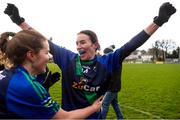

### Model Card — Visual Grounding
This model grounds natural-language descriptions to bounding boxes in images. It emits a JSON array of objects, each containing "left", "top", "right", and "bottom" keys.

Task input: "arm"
[
  {"left": 19, "top": 22, "right": 36, "bottom": 31},
  {"left": 120, "top": 23, "right": 158, "bottom": 60},
  {"left": 144, "top": 22, "right": 159, "bottom": 36},
  {"left": 8, "top": 73, "right": 102, "bottom": 119},
  {"left": 4, "top": 3, "right": 44, "bottom": 36},
  {"left": 53, "top": 96, "right": 103, "bottom": 119},
  {"left": 144, "top": 2, "right": 176, "bottom": 35},
  {"left": 116, "top": 2, "right": 176, "bottom": 60}
]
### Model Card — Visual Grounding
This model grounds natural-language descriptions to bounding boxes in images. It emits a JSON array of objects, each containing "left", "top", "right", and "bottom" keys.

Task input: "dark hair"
[
  {"left": 0, "top": 30, "right": 46, "bottom": 66},
  {"left": 78, "top": 30, "right": 100, "bottom": 50}
]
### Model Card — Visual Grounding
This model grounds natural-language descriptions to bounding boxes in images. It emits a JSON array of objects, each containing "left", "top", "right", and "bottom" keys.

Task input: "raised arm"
[
  {"left": 116, "top": 2, "right": 176, "bottom": 60},
  {"left": 144, "top": 2, "right": 176, "bottom": 35},
  {"left": 4, "top": 3, "right": 40, "bottom": 33}
]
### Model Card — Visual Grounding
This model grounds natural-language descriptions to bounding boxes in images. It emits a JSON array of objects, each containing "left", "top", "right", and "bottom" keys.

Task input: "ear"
[
  {"left": 26, "top": 51, "right": 36, "bottom": 62},
  {"left": 94, "top": 42, "right": 100, "bottom": 51}
]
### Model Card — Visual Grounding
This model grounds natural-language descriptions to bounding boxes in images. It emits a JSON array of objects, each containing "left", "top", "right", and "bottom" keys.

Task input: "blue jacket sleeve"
[
  {"left": 48, "top": 41, "right": 77, "bottom": 71},
  {"left": 103, "top": 30, "right": 150, "bottom": 72},
  {"left": 119, "top": 30, "right": 150, "bottom": 60}
]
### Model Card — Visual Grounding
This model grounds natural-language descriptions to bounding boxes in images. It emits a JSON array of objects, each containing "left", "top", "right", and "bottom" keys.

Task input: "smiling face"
[
  {"left": 76, "top": 33, "right": 98, "bottom": 61},
  {"left": 30, "top": 40, "right": 51, "bottom": 75}
]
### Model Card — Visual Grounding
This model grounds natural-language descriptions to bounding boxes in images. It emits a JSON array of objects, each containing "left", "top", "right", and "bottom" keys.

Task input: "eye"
[
  {"left": 80, "top": 41, "right": 86, "bottom": 45},
  {"left": 45, "top": 50, "right": 49, "bottom": 54},
  {"left": 47, "top": 51, "right": 51, "bottom": 55}
]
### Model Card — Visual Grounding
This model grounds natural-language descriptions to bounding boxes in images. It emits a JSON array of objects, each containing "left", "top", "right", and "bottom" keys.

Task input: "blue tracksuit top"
[
  {"left": 49, "top": 30, "right": 150, "bottom": 119},
  {"left": 0, "top": 66, "right": 60, "bottom": 119}
]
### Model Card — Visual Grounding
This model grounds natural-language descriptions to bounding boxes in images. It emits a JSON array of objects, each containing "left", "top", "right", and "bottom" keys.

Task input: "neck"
[
  {"left": 90, "top": 55, "right": 95, "bottom": 60},
  {"left": 22, "top": 63, "right": 36, "bottom": 77},
  {"left": 81, "top": 55, "right": 95, "bottom": 61}
]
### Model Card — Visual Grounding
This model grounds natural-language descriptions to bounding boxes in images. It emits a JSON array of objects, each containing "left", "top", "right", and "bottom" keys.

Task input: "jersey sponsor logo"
[
  {"left": 82, "top": 66, "right": 90, "bottom": 74},
  {"left": 0, "top": 72, "right": 6, "bottom": 80},
  {"left": 72, "top": 81, "right": 100, "bottom": 92}
]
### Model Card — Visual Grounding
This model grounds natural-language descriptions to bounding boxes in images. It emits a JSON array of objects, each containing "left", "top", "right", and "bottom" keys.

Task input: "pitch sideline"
[{"left": 121, "top": 104, "right": 164, "bottom": 119}]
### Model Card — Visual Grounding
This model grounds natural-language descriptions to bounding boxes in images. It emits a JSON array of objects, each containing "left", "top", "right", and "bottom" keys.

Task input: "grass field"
[{"left": 49, "top": 63, "right": 180, "bottom": 119}]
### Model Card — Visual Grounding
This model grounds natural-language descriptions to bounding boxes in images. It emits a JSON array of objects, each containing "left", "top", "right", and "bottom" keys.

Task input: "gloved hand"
[
  {"left": 4, "top": 3, "right": 25, "bottom": 25},
  {"left": 153, "top": 2, "right": 176, "bottom": 26},
  {"left": 110, "top": 45, "right": 115, "bottom": 49},
  {"left": 42, "top": 71, "right": 61, "bottom": 90}
]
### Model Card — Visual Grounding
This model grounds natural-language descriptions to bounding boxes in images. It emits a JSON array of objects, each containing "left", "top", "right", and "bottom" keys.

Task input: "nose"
[{"left": 48, "top": 53, "right": 53, "bottom": 61}]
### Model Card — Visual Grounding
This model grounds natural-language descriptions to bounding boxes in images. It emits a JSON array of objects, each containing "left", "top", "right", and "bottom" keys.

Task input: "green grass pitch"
[{"left": 49, "top": 63, "right": 180, "bottom": 119}]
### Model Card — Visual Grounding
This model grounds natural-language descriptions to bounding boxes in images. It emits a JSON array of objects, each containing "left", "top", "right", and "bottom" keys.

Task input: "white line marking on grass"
[{"left": 121, "top": 105, "right": 164, "bottom": 119}]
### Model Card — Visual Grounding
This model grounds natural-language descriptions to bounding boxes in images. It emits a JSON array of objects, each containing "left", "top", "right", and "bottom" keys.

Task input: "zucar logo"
[{"left": 72, "top": 81, "right": 100, "bottom": 92}]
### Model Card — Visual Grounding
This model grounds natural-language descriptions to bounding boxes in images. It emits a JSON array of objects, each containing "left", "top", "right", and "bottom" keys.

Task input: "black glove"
[
  {"left": 110, "top": 45, "right": 115, "bottom": 49},
  {"left": 4, "top": 3, "right": 24, "bottom": 25},
  {"left": 42, "top": 71, "right": 61, "bottom": 90},
  {"left": 153, "top": 2, "right": 176, "bottom": 26}
]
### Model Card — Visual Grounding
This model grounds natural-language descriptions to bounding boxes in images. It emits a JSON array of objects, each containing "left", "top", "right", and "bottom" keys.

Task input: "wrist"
[
  {"left": 16, "top": 17, "right": 25, "bottom": 25},
  {"left": 19, "top": 22, "right": 33, "bottom": 30},
  {"left": 153, "top": 16, "right": 164, "bottom": 26},
  {"left": 144, "top": 23, "right": 159, "bottom": 36}
]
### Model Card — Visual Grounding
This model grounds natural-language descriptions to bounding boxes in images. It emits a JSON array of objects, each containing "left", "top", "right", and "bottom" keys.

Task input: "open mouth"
[{"left": 78, "top": 49, "right": 86, "bottom": 55}]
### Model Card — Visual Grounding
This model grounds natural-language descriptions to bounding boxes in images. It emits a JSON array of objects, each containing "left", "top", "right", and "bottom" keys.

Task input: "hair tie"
[{"left": 6, "top": 32, "right": 16, "bottom": 37}]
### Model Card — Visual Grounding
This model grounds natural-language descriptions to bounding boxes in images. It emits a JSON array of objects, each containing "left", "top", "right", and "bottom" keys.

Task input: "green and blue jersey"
[
  {"left": 49, "top": 30, "right": 150, "bottom": 119},
  {"left": 0, "top": 66, "right": 60, "bottom": 119}
]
